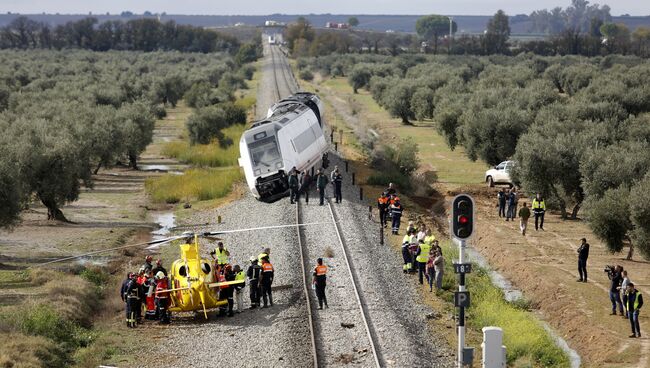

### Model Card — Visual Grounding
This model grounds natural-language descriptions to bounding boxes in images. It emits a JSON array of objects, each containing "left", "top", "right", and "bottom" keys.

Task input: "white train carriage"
[
  {"left": 239, "top": 100, "right": 329, "bottom": 200},
  {"left": 267, "top": 92, "right": 324, "bottom": 127}
]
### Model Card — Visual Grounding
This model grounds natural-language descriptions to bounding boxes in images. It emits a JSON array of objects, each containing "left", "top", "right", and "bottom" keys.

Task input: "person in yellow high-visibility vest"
[
  {"left": 416, "top": 239, "right": 432, "bottom": 285},
  {"left": 532, "top": 193, "right": 546, "bottom": 231},
  {"left": 210, "top": 242, "right": 230, "bottom": 267},
  {"left": 424, "top": 229, "right": 435, "bottom": 245},
  {"left": 626, "top": 283, "right": 643, "bottom": 338}
]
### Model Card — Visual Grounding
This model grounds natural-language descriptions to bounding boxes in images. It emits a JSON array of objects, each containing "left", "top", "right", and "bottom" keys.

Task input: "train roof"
[{"left": 250, "top": 101, "right": 311, "bottom": 129}]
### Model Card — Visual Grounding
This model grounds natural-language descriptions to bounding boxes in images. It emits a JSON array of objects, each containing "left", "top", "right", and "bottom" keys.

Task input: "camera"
[{"left": 604, "top": 265, "right": 615, "bottom": 275}]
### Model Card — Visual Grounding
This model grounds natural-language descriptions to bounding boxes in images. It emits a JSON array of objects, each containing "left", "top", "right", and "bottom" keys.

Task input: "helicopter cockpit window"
[
  {"left": 201, "top": 263, "right": 211, "bottom": 274},
  {"left": 178, "top": 265, "right": 187, "bottom": 277}
]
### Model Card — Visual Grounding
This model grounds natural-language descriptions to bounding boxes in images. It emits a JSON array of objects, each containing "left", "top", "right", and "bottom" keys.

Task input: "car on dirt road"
[{"left": 485, "top": 160, "right": 515, "bottom": 187}]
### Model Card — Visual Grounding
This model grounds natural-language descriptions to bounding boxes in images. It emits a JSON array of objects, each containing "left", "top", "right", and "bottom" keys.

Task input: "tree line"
[
  {"left": 0, "top": 48, "right": 258, "bottom": 227},
  {"left": 279, "top": 1, "right": 650, "bottom": 58},
  {"left": 299, "top": 53, "right": 650, "bottom": 259},
  {"left": 0, "top": 16, "right": 241, "bottom": 53}
]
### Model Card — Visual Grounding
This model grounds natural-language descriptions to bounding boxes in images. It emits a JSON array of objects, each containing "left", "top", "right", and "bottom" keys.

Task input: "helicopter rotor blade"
[
  {"left": 201, "top": 220, "right": 335, "bottom": 237},
  {"left": 32, "top": 235, "right": 186, "bottom": 268}
]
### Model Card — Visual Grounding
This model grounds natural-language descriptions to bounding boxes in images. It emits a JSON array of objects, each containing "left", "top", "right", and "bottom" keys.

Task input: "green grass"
[
  {"left": 322, "top": 77, "right": 488, "bottom": 188},
  {"left": 145, "top": 167, "right": 242, "bottom": 204},
  {"left": 162, "top": 124, "right": 246, "bottom": 167},
  {"left": 438, "top": 241, "right": 570, "bottom": 367}
]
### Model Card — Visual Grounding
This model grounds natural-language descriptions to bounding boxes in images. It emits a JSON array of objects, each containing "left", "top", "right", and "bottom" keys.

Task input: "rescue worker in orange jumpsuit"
[
  {"left": 313, "top": 258, "right": 328, "bottom": 309},
  {"left": 154, "top": 271, "right": 170, "bottom": 324},
  {"left": 377, "top": 192, "right": 389, "bottom": 228},
  {"left": 144, "top": 270, "right": 157, "bottom": 320},
  {"left": 260, "top": 256, "right": 274, "bottom": 308}
]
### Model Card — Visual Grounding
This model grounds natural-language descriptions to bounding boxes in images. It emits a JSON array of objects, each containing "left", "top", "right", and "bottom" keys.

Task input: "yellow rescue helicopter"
[{"left": 166, "top": 232, "right": 243, "bottom": 319}]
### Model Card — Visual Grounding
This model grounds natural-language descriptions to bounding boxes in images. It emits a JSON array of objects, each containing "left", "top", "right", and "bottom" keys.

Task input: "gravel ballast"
[{"left": 148, "top": 39, "right": 454, "bottom": 368}]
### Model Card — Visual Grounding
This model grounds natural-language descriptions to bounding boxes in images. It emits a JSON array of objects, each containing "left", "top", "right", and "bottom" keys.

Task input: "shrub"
[
  {"left": 186, "top": 105, "right": 237, "bottom": 146},
  {"left": 299, "top": 69, "right": 314, "bottom": 81},
  {"left": 162, "top": 124, "right": 245, "bottom": 167},
  {"left": 145, "top": 168, "right": 242, "bottom": 203}
]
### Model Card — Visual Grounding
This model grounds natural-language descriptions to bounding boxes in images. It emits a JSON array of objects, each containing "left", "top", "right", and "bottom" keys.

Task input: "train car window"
[
  {"left": 249, "top": 136, "right": 281, "bottom": 168},
  {"left": 294, "top": 123, "right": 318, "bottom": 153}
]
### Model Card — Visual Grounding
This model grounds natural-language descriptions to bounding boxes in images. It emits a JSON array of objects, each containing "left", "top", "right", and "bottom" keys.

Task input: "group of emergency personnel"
[
  {"left": 120, "top": 255, "right": 170, "bottom": 327},
  {"left": 207, "top": 242, "right": 275, "bottom": 314},
  {"left": 377, "top": 183, "right": 403, "bottom": 235},
  {"left": 288, "top": 165, "right": 343, "bottom": 206},
  {"left": 400, "top": 222, "right": 445, "bottom": 291}
]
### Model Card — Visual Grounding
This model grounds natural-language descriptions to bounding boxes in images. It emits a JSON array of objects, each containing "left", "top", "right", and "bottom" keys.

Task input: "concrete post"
[{"left": 482, "top": 327, "right": 506, "bottom": 368}]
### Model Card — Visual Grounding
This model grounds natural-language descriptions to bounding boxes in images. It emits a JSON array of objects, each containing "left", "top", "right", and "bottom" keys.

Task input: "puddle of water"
[
  {"left": 454, "top": 239, "right": 581, "bottom": 368},
  {"left": 139, "top": 164, "right": 171, "bottom": 171},
  {"left": 76, "top": 257, "right": 109, "bottom": 266},
  {"left": 147, "top": 212, "right": 176, "bottom": 250}
]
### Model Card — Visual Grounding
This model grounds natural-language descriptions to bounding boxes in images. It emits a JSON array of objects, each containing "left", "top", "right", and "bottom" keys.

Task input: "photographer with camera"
[{"left": 606, "top": 265, "right": 625, "bottom": 316}]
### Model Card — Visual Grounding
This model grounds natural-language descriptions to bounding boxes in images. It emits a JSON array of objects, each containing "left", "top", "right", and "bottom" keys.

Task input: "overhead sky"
[{"left": 2, "top": 0, "right": 648, "bottom": 16}]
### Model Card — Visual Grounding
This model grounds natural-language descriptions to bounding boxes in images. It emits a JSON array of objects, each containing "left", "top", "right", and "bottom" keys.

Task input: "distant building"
[
  {"left": 265, "top": 20, "right": 286, "bottom": 27},
  {"left": 325, "top": 22, "right": 349, "bottom": 29}
]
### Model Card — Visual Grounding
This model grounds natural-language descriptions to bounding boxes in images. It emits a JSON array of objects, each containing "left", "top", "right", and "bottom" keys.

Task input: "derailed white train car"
[
  {"left": 239, "top": 97, "right": 328, "bottom": 200},
  {"left": 267, "top": 92, "right": 324, "bottom": 126}
]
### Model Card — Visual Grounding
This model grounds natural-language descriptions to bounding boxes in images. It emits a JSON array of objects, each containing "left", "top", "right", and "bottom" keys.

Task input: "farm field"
[{"left": 297, "top": 59, "right": 650, "bottom": 366}]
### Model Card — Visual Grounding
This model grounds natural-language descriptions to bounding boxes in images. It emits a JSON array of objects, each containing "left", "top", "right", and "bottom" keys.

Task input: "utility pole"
[{"left": 449, "top": 16, "right": 454, "bottom": 54}]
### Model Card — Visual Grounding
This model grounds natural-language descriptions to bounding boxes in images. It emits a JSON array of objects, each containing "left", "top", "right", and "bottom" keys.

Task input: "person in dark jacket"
[
  {"left": 288, "top": 167, "right": 299, "bottom": 204},
  {"left": 152, "top": 259, "right": 167, "bottom": 277},
  {"left": 577, "top": 238, "right": 589, "bottom": 282},
  {"left": 120, "top": 272, "right": 132, "bottom": 303},
  {"left": 390, "top": 200, "right": 403, "bottom": 235},
  {"left": 299, "top": 170, "right": 311, "bottom": 202},
  {"left": 316, "top": 169, "right": 329, "bottom": 205},
  {"left": 385, "top": 182, "right": 396, "bottom": 196},
  {"left": 247, "top": 257, "right": 262, "bottom": 308},
  {"left": 223, "top": 265, "right": 236, "bottom": 317},
  {"left": 626, "top": 283, "right": 643, "bottom": 338},
  {"left": 143, "top": 255, "right": 153, "bottom": 273},
  {"left": 124, "top": 275, "right": 141, "bottom": 328},
  {"left": 377, "top": 192, "right": 389, "bottom": 229},
  {"left": 609, "top": 265, "right": 625, "bottom": 316},
  {"left": 506, "top": 189, "right": 517, "bottom": 221},
  {"left": 332, "top": 168, "right": 343, "bottom": 203},
  {"left": 497, "top": 188, "right": 507, "bottom": 218}
]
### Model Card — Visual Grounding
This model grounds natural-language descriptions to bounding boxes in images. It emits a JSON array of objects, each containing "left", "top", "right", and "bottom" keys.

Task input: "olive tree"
[
  {"left": 410, "top": 87, "right": 435, "bottom": 121},
  {"left": 186, "top": 104, "right": 243, "bottom": 146},
  {"left": 383, "top": 81, "right": 416, "bottom": 124},
  {"left": 0, "top": 144, "right": 23, "bottom": 228},
  {"left": 118, "top": 101, "right": 156, "bottom": 169},
  {"left": 513, "top": 121, "right": 585, "bottom": 219},
  {"left": 587, "top": 186, "right": 633, "bottom": 258},
  {"left": 10, "top": 117, "right": 92, "bottom": 222},
  {"left": 348, "top": 65, "right": 372, "bottom": 93}
]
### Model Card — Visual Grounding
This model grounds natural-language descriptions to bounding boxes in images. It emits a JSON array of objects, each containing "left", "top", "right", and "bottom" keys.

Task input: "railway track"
[
  {"left": 270, "top": 44, "right": 298, "bottom": 99},
  {"left": 296, "top": 199, "right": 382, "bottom": 367}
]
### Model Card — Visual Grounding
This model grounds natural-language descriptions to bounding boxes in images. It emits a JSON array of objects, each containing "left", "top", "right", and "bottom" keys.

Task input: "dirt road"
[{"left": 465, "top": 186, "right": 650, "bottom": 367}]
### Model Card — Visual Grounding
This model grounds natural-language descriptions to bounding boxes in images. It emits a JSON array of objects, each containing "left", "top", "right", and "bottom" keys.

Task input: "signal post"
[{"left": 451, "top": 194, "right": 475, "bottom": 367}]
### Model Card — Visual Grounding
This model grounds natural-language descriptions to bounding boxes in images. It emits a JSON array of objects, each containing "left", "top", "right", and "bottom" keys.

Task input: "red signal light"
[{"left": 459, "top": 215, "right": 469, "bottom": 225}]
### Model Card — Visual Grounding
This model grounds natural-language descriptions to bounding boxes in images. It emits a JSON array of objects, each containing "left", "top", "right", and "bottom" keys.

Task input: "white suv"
[{"left": 485, "top": 160, "right": 515, "bottom": 187}]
